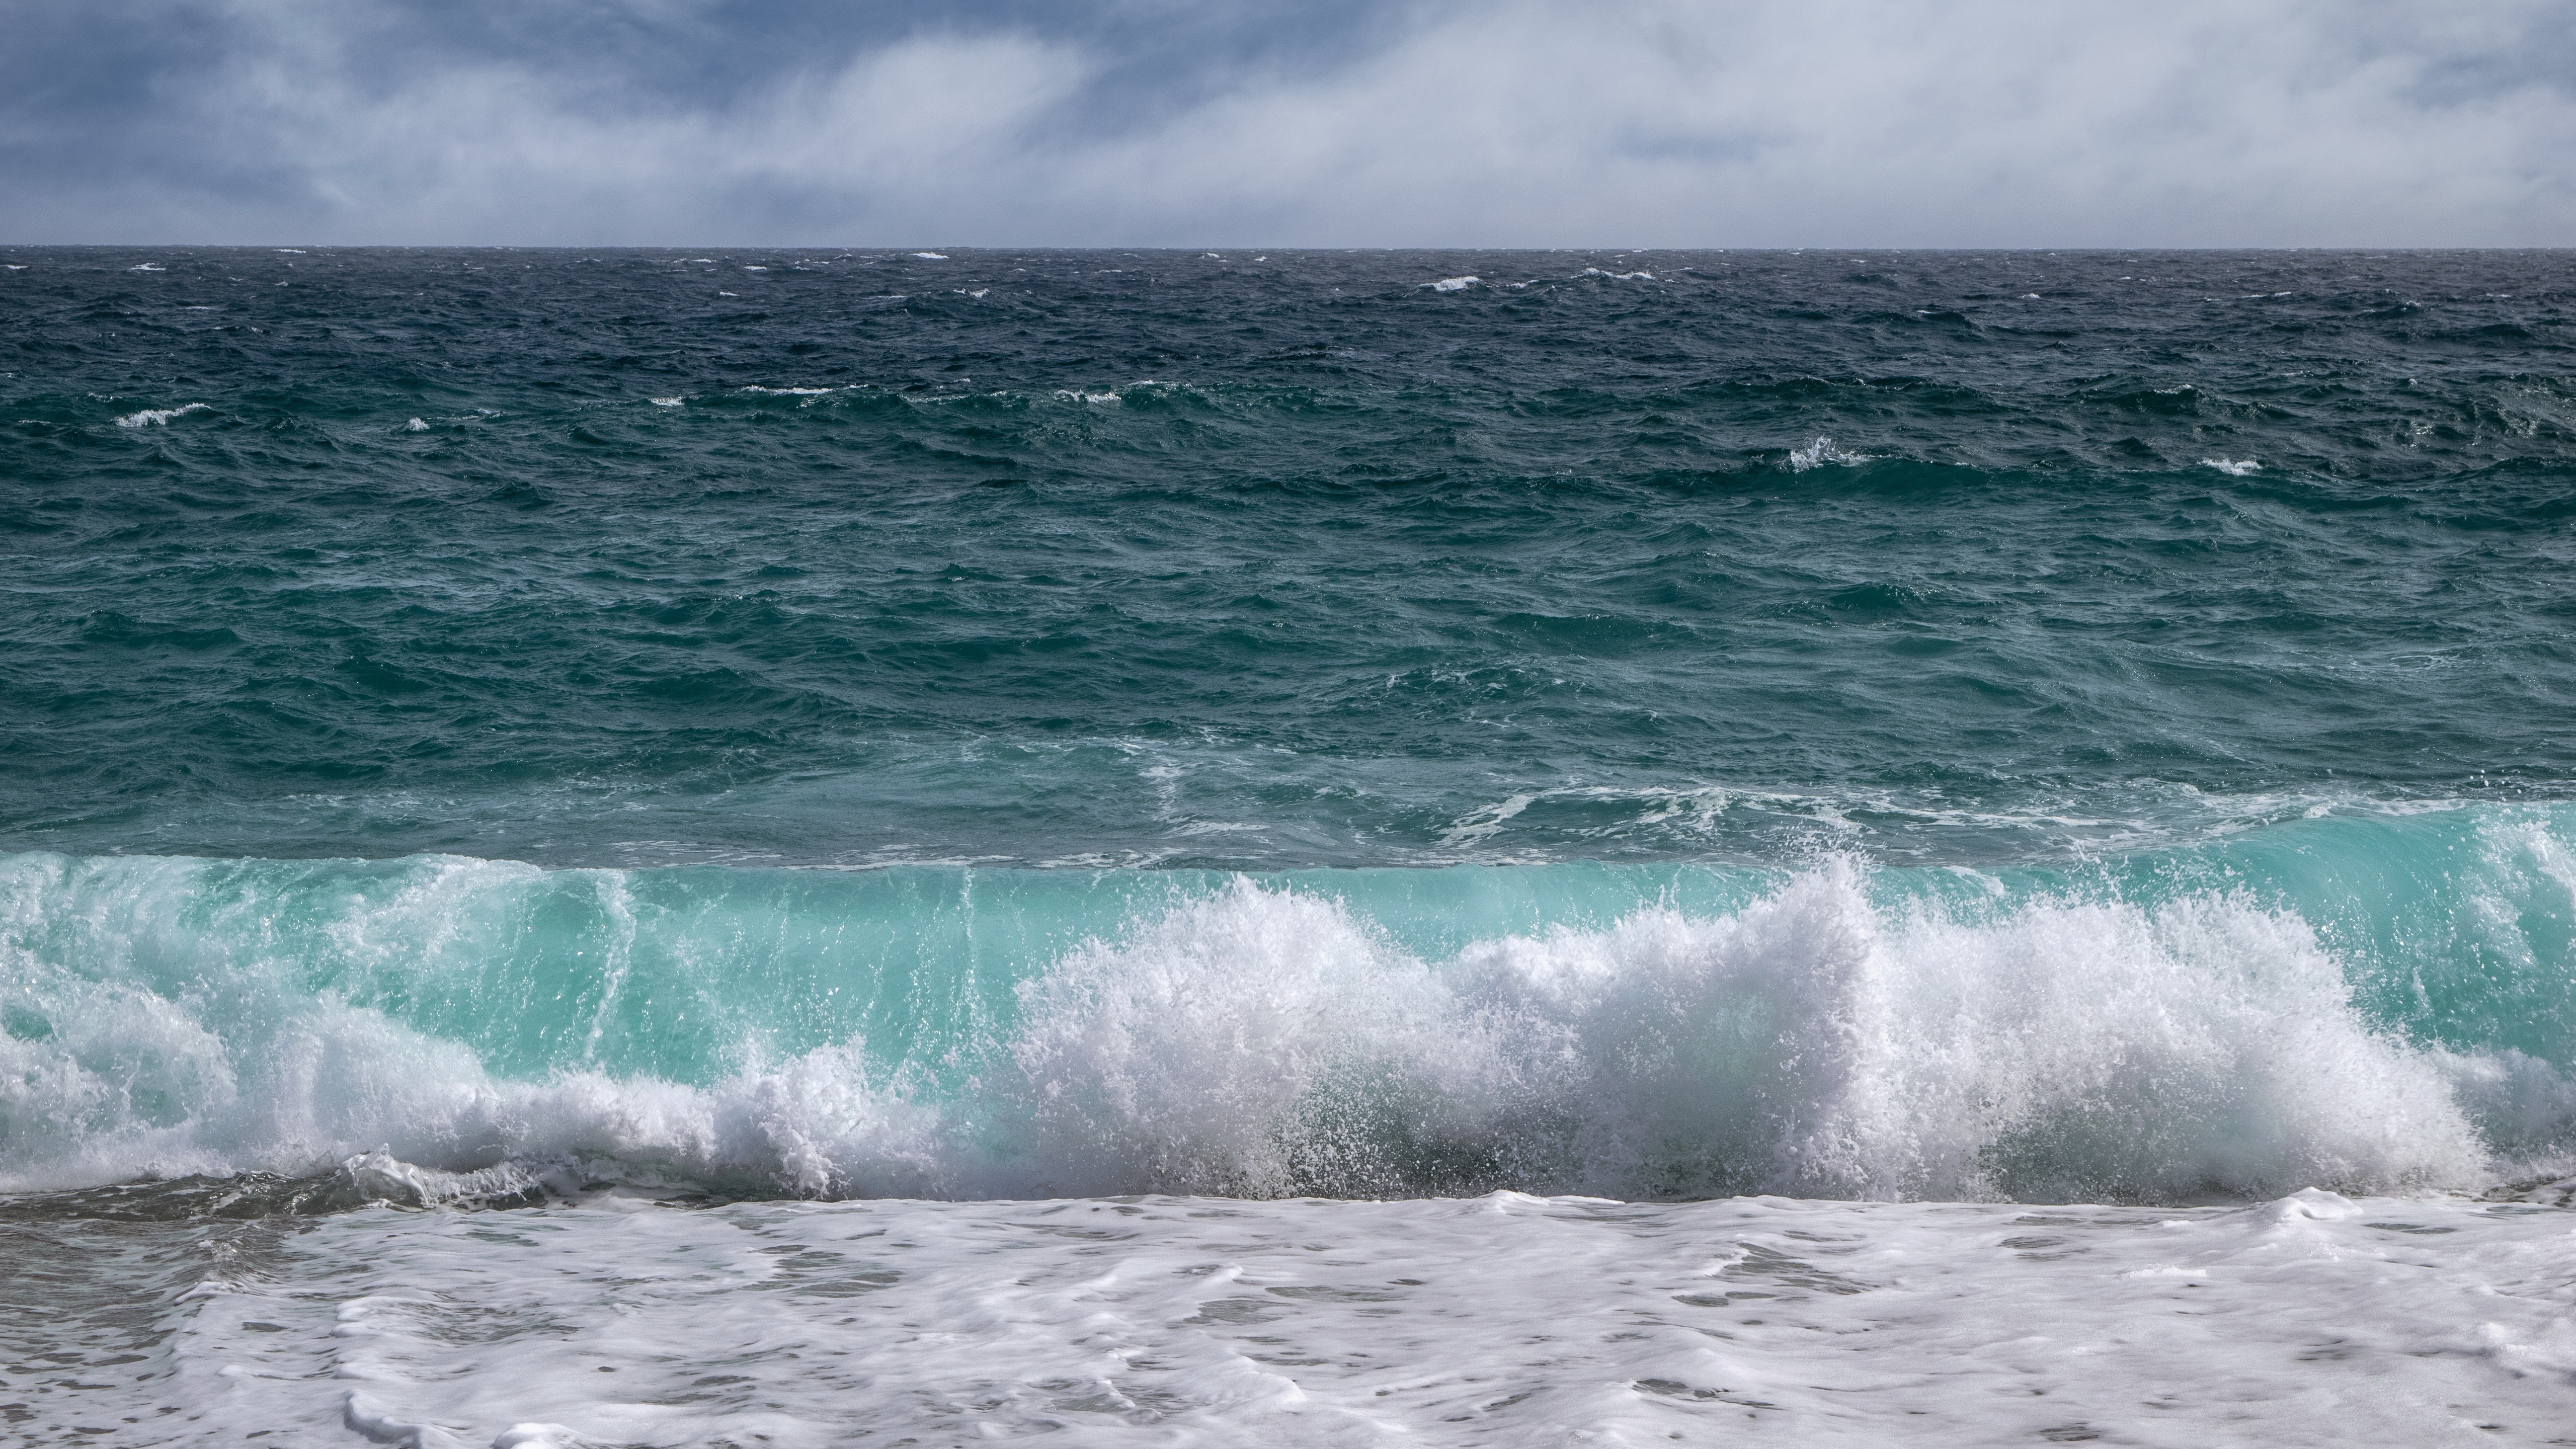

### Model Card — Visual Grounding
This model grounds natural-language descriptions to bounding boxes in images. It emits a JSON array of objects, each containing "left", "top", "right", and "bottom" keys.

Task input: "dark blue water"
[{"left": 4, "top": 248, "right": 2573, "bottom": 1204}]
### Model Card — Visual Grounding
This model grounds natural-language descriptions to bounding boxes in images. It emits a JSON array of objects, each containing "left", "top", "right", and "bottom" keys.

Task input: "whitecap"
[
  {"left": 649, "top": 397, "right": 683, "bottom": 408},
  {"left": 913, "top": 252, "right": 949, "bottom": 260},
  {"left": 1425, "top": 276, "right": 1478, "bottom": 292},
  {"left": 114, "top": 403, "right": 211, "bottom": 428},
  {"left": 404, "top": 418, "right": 430, "bottom": 433},
  {"left": 2203, "top": 457, "right": 2262, "bottom": 476},
  {"left": 128, "top": 263, "right": 165, "bottom": 272},
  {"left": 1786, "top": 435, "right": 1873, "bottom": 471}
]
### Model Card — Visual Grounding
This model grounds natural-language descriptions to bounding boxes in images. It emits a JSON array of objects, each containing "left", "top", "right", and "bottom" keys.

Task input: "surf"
[{"left": 7, "top": 804, "right": 2570, "bottom": 1204}]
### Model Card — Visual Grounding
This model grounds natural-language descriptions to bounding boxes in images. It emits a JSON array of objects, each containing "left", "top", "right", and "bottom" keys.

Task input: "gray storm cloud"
[{"left": 4, "top": 0, "right": 2571, "bottom": 244}]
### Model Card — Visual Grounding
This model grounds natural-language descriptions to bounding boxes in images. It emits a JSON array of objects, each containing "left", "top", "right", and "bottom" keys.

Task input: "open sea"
[{"left": 4, "top": 247, "right": 2574, "bottom": 1445}]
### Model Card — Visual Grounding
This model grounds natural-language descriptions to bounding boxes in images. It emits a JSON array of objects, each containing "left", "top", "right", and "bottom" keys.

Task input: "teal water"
[
  {"left": 4, "top": 248, "right": 2574, "bottom": 1203},
  {"left": 9, "top": 808, "right": 2572, "bottom": 1082}
]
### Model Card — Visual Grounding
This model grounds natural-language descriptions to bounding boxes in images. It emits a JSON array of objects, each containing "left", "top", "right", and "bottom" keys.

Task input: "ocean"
[{"left": 3, "top": 246, "right": 2573, "bottom": 1445}]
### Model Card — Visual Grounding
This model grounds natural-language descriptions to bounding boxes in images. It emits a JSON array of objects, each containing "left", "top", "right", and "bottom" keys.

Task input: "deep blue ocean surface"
[{"left": 4, "top": 247, "right": 2574, "bottom": 1206}]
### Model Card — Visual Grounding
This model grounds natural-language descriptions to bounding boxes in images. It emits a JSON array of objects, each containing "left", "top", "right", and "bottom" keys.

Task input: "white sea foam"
[
  {"left": 2203, "top": 456, "right": 2262, "bottom": 475},
  {"left": 52, "top": 1186, "right": 2575, "bottom": 1448},
  {"left": 955, "top": 288, "right": 990, "bottom": 298},
  {"left": 0, "top": 857, "right": 2552, "bottom": 1204},
  {"left": 1054, "top": 380, "right": 1175, "bottom": 405},
  {"left": 113, "top": 403, "right": 210, "bottom": 428},
  {"left": 738, "top": 385, "right": 835, "bottom": 396},
  {"left": 128, "top": 263, "right": 164, "bottom": 272},
  {"left": 648, "top": 396, "right": 683, "bottom": 407},
  {"left": 1425, "top": 276, "right": 1478, "bottom": 292},
  {"left": 1583, "top": 268, "right": 1654, "bottom": 280},
  {"left": 1785, "top": 435, "right": 1872, "bottom": 470},
  {"left": 913, "top": 252, "right": 949, "bottom": 260},
  {"left": 404, "top": 418, "right": 430, "bottom": 432}
]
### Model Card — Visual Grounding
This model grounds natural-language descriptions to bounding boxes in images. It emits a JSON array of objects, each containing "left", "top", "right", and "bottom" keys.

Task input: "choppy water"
[
  {"left": 9, "top": 248, "right": 2575, "bottom": 869},
  {"left": 5, "top": 247, "right": 2574, "bottom": 1446}
]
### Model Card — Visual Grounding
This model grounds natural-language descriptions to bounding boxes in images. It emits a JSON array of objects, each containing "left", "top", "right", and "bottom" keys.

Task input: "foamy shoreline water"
[{"left": 7, "top": 1184, "right": 2570, "bottom": 1448}]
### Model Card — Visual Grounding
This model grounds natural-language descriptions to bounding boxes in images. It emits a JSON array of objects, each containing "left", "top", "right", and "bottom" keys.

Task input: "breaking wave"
[{"left": 6, "top": 809, "right": 2573, "bottom": 1205}]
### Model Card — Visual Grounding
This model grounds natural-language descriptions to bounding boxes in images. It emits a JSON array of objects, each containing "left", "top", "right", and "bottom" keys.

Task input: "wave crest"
[{"left": 6, "top": 854, "right": 2560, "bottom": 1204}]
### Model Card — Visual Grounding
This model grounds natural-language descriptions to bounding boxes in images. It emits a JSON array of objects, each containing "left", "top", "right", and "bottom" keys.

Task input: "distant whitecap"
[
  {"left": 1786, "top": 435, "right": 1873, "bottom": 471},
  {"left": 114, "top": 403, "right": 211, "bottom": 428}
]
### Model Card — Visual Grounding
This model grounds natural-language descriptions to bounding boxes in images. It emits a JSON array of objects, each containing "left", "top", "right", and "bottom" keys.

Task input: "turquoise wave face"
[
  {"left": 6, "top": 805, "right": 2571, "bottom": 1203},
  {"left": 6, "top": 250, "right": 2576, "bottom": 869}
]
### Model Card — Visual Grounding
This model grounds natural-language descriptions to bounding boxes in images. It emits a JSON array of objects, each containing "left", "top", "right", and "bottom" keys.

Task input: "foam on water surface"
[
  {"left": 8, "top": 1186, "right": 2570, "bottom": 1447},
  {"left": 110, "top": 402, "right": 210, "bottom": 428}
]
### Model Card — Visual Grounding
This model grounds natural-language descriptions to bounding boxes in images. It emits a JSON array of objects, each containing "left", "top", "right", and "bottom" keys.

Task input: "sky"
[{"left": 5, "top": 0, "right": 2573, "bottom": 247}]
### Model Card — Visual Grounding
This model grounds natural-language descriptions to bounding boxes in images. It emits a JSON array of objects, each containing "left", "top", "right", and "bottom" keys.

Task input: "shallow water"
[{"left": 9, "top": 1185, "right": 2573, "bottom": 1447}]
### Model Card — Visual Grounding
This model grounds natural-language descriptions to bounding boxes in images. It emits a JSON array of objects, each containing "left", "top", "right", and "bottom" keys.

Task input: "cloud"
[{"left": 4, "top": 0, "right": 2571, "bottom": 244}]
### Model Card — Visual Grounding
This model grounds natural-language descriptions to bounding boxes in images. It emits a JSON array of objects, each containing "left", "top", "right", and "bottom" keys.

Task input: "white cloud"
[{"left": 15, "top": 0, "right": 2574, "bottom": 244}]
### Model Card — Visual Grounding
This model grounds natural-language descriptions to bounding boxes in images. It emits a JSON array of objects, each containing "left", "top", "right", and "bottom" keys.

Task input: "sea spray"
[{"left": 7, "top": 826, "right": 2567, "bottom": 1202}]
